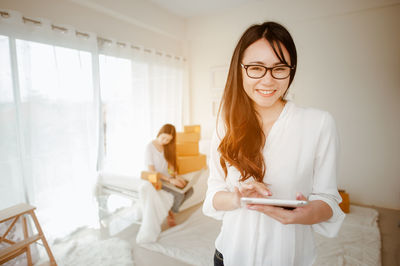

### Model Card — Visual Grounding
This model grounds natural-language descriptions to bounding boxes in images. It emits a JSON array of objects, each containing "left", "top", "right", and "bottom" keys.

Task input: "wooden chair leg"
[
  {"left": 28, "top": 210, "right": 57, "bottom": 265},
  {"left": 22, "top": 215, "right": 32, "bottom": 266}
]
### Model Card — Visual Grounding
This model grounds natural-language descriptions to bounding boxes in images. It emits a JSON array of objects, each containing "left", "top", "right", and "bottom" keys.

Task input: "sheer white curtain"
[
  {"left": 99, "top": 42, "right": 185, "bottom": 176},
  {"left": 0, "top": 11, "right": 99, "bottom": 239},
  {"left": 0, "top": 34, "right": 26, "bottom": 209}
]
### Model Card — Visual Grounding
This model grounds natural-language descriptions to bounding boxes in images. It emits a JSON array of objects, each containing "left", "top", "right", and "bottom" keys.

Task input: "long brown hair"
[
  {"left": 218, "top": 21, "right": 297, "bottom": 182},
  {"left": 157, "top": 124, "right": 177, "bottom": 171}
]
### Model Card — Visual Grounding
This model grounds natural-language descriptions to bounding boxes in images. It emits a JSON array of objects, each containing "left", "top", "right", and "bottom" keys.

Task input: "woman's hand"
[
  {"left": 176, "top": 176, "right": 188, "bottom": 188},
  {"left": 213, "top": 181, "right": 271, "bottom": 211},
  {"left": 169, "top": 177, "right": 186, "bottom": 188},
  {"left": 239, "top": 181, "right": 272, "bottom": 198},
  {"left": 246, "top": 193, "right": 333, "bottom": 225},
  {"left": 231, "top": 181, "right": 272, "bottom": 209}
]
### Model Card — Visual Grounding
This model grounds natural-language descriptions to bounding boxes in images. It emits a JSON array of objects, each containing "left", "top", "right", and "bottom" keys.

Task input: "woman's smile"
[{"left": 256, "top": 89, "right": 277, "bottom": 97}]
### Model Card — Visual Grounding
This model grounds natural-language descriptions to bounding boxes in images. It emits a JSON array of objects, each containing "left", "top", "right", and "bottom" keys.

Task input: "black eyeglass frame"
[{"left": 240, "top": 63, "right": 295, "bottom": 80}]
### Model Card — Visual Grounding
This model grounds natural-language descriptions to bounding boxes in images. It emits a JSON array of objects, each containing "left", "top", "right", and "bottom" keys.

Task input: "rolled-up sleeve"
[
  {"left": 310, "top": 112, "right": 345, "bottom": 238},
  {"left": 202, "top": 131, "right": 229, "bottom": 220}
]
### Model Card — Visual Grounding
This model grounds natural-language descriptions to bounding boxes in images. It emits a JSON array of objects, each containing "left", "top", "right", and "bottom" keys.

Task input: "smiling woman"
[{"left": 202, "top": 21, "right": 345, "bottom": 266}]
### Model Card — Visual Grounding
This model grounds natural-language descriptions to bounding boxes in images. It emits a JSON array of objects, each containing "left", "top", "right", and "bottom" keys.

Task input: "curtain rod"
[{"left": 0, "top": 10, "right": 186, "bottom": 61}]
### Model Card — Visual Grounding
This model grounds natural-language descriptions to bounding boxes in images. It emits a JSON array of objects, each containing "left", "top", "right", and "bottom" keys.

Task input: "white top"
[
  {"left": 144, "top": 142, "right": 169, "bottom": 177},
  {"left": 202, "top": 101, "right": 345, "bottom": 266}
]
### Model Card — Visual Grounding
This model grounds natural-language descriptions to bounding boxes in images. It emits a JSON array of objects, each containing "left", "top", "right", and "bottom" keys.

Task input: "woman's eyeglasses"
[{"left": 241, "top": 63, "right": 294, "bottom": 79}]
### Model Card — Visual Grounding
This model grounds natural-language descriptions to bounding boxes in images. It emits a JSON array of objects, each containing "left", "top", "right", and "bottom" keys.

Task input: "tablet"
[{"left": 240, "top": 197, "right": 308, "bottom": 209}]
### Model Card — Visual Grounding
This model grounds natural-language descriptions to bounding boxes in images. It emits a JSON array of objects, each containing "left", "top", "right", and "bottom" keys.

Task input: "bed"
[{"left": 96, "top": 139, "right": 381, "bottom": 265}]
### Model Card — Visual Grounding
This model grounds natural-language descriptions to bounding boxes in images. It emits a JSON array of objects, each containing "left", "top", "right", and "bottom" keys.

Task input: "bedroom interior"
[{"left": 0, "top": 0, "right": 399, "bottom": 265}]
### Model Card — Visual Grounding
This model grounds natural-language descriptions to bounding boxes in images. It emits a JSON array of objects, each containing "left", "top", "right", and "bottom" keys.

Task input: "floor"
[{"left": 372, "top": 205, "right": 400, "bottom": 266}]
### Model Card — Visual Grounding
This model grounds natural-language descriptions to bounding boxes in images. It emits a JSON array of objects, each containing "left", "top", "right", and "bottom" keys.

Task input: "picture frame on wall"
[
  {"left": 212, "top": 97, "right": 221, "bottom": 117},
  {"left": 210, "top": 66, "right": 228, "bottom": 117},
  {"left": 210, "top": 65, "right": 229, "bottom": 93}
]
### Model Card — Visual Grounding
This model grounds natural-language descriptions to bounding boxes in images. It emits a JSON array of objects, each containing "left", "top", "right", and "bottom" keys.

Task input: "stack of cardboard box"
[{"left": 176, "top": 125, "right": 207, "bottom": 175}]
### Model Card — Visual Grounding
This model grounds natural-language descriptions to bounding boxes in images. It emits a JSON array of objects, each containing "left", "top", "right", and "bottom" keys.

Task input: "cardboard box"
[
  {"left": 339, "top": 189, "right": 350, "bottom": 213},
  {"left": 141, "top": 171, "right": 158, "bottom": 181},
  {"left": 177, "top": 154, "right": 207, "bottom": 175},
  {"left": 140, "top": 171, "right": 162, "bottom": 190},
  {"left": 184, "top": 125, "right": 201, "bottom": 135},
  {"left": 176, "top": 142, "right": 199, "bottom": 156},
  {"left": 176, "top": 132, "right": 200, "bottom": 143}
]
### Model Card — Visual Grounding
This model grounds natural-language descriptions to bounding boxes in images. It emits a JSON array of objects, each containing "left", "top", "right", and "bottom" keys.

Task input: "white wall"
[{"left": 186, "top": 0, "right": 400, "bottom": 210}]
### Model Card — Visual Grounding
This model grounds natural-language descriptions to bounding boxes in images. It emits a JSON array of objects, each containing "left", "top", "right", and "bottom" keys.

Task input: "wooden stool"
[{"left": 0, "top": 203, "right": 57, "bottom": 265}]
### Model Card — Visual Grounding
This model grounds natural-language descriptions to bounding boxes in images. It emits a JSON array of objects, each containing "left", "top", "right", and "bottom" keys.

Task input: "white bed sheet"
[
  {"left": 314, "top": 205, "right": 381, "bottom": 266},
  {"left": 140, "top": 205, "right": 381, "bottom": 266},
  {"left": 140, "top": 208, "right": 220, "bottom": 266}
]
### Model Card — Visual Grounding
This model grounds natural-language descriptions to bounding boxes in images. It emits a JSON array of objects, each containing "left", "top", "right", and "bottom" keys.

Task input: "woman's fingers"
[
  {"left": 239, "top": 183, "right": 253, "bottom": 191},
  {"left": 296, "top": 192, "right": 307, "bottom": 200},
  {"left": 252, "top": 182, "right": 271, "bottom": 196},
  {"left": 177, "top": 177, "right": 187, "bottom": 186},
  {"left": 247, "top": 204, "right": 295, "bottom": 224},
  {"left": 178, "top": 180, "right": 186, "bottom": 188},
  {"left": 172, "top": 177, "right": 186, "bottom": 188},
  {"left": 245, "top": 192, "right": 311, "bottom": 225},
  {"left": 171, "top": 178, "right": 185, "bottom": 188},
  {"left": 239, "top": 181, "right": 271, "bottom": 197}
]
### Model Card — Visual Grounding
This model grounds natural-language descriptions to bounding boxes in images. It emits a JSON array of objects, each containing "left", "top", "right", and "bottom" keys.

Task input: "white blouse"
[
  {"left": 202, "top": 101, "right": 345, "bottom": 266},
  {"left": 144, "top": 142, "right": 169, "bottom": 177}
]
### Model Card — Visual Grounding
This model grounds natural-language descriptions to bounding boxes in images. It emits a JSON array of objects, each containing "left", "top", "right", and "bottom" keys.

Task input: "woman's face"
[
  {"left": 158, "top": 133, "right": 173, "bottom": 145},
  {"left": 241, "top": 38, "right": 291, "bottom": 111}
]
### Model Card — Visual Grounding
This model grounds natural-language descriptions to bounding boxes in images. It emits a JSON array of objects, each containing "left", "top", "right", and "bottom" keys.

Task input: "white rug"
[
  {"left": 140, "top": 205, "right": 381, "bottom": 266},
  {"left": 47, "top": 235, "right": 134, "bottom": 266}
]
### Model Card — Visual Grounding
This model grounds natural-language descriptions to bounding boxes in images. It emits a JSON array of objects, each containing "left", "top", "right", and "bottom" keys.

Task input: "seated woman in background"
[{"left": 145, "top": 123, "right": 193, "bottom": 226}]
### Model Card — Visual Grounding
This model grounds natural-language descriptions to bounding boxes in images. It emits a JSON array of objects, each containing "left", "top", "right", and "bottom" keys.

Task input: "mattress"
[{"left": 314, "top": 205, "right": 381, "bottom": 266}]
